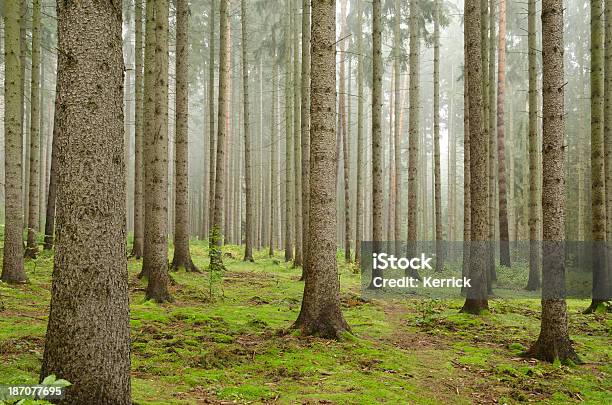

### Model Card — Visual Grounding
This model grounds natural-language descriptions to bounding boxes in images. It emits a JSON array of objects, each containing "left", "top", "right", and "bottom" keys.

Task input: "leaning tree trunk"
[
  {"left": 294, "top": 0, "right": 350, "bottom": 339},
  {"left": 210, "top": 0, "right": 230, "bottom": 271},
  {"left": 497, "top": 0, "right": 511, "bottom": 267},
  {"left": 588, "top": 0, "right": 610, "bottom": 312},
  {"left": 171, "top": 0, "right": 197, "bottom": 272},
  {"left": 433, "top": 0, "right": 444, "bottom": 273},
  {"left": 525, "top": 0, "right": 541, "bottom": 291},
  {"left": 241, "top": 0, "right": 254, "bottom": 262},
  {"left": 300, "top": 0, "right": 311, "bottom": 277},
  {"left": 25, "top": 0, "right": 41, "bottom": 259},
  {"left": 1, "top": 0, "right": 26, "bottom": 283},
  {"left": 528, "top": 0, "right": 579, "bottom": 363},
  {"left": 461, "top": 0, "right": 489, "bottom": 314},
  {"left": 131, "top": 0, "right": 145, "bottom": 259},
  {"left": 144, "top": 0, "right": 173, "bottom": 302},
  {"left": 354, "top": 0, "right": 364, "bottom": 265},
  {"left": 40, "top": 0, "right": 131, "bottom": 401}
]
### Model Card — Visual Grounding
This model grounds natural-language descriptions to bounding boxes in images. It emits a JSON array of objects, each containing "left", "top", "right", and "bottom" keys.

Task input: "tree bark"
[
  {"left": 293, "top": 0, "right": 303, "bottom": 267},
  {"left": 300, "top": 0, "right": 311, "bottom": 277},
  {"left": 354, "top": 0, "right": 364, "bottom": 265},
  {"left": 528, "top": 0, "right": 579, "bottom": 363},
  {"left": 284, "top": 3, "right": 294, "bottom": 263},
  {"left": 1, "top": 0, "right": 26, "bottom": 283},
  {"left": 487, "top": 0, "right": 496, "bottom": 289},
  {"left": 208, "top": 0, "right": 217, "bottom": 244},
  {"left": 462, "top": 30, "right": 471, "bottom": 294},
  {"left": 171, "top": 0, "right": 197, "bottom": 272},
  {"left": 144, "top": 0, "right": 173, "bottom": 302},
  {"left": 497, "top": 0, "right": 511, "bottom": 267},
  {"left": 526, "top": 0, "right": 541, "bottom": 291},
  {"left": 433, "top": 0, "right": 444, "bottom": 272},
  {"left": 294, "top": 0, "right": 350, "bottom": 338},
  {"left": 40, "top": 0, "right": 131, "bottom": 400},
  {"left": 210, "top": 0, "right": 230, "bottom": 271},
  {"left": 461, "top": 0, "right": 489, "bottom": 314},
  {"left": 269, "top": 32, "right": 279, "bottom": 257},
  {"left": 131, "top": 0, "right": 145, "bottom": 259},
  {"left": 241, "top": 0, "right": 254, "bottom": 262},
  {"left": 372, "top": 0, "right": 383, "bottom": 245},
  {"left": 339, "top": 0, "right": 351, "bottom": 263}
]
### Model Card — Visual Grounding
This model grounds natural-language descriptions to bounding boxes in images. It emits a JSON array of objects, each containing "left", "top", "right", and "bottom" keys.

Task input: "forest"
[{"left": 0, "top": 0, "right": 610, "bottom": 403}]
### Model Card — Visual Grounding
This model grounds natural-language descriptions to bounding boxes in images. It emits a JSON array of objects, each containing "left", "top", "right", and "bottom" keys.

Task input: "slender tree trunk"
[
  {"left": 433, "top": 0, "right": 444, "bottom": 272},
  {"left": 339, "top": 0, "right": 351, "bottom": 263},
  {"left": 392, "top": 0, "right": 401, "bottom": 254},
  {"left": 462, "top": 35, "right": 471, "bottom": 293},
  {"left": 25, "top": 0, "right": 42, "bottom": 259},
  {"left": 171, "top": 0, "right": 197, "bottom": 272},
  {"left": 269, "top": 32, "right": 279, "bottom": 257},
  {"left": 300, "top": 0, "right": 311, "bottom": 277},
  {"left": 461, "top": 0, "right": 489, "bottom": 314},
  {"left": 528, "top": 0, "right": 579, "bottom": 363},
  {"left": 1, "top": 0, "right": 26, "bottom": 283},
  {"left": 525, "top": 0, "right": 541, "bottom": 291},
  {"left": 210, "top": 0, "right": 230, "bottom": 271},
  {"left": 407, "top": 0, "right": 420, "bottom": 274},
  {"left": 294, "top": 0, "right": 350, "bottom": 338},
  {"left": 487, "top": 0, "right": 496, "bottom": 289},
  {"left": 588, "top": 0, "right": 610, "bottom": 311},
  {"left": 208, "top": 0, "right": 217, "bottom": 244},
  {"left": 293, "top": 0, "right": 303, "bottom": 267},
  {"left": 354, "top": 0, "right": 364, "bottom": 265},
  {"left": 372, "top": 0, "right": 383, "bottom": 245},
  {"left": 497, "top": 0, "right": 510, "bottom": 267},
  {"left": 40, "top": 0, "right": 131, "bottom": 400},
  {"left": 132, "top": 0, "right": 145, "bottom": 259},
  {"left": 144, "top": 0, "right": 173, "bottom": 302},
  {"left": 241, "top": 0, "right": 254, "bottom": 262},
  {"left": 284, "top": 2, "right": 294, "bottom": 263}
]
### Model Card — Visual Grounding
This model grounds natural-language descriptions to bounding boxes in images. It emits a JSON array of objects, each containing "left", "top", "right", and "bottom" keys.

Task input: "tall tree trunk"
[
  {"left": 294, "top": 0, "right": 350, "bottom": 338},
  {"left": 284, "top": 2, "right": 294, "bottom": 263},
  {"left": 462, "top": 35, "right": 471, "bottom": 294},
  {"left": 210, "top": 0, "right": 230, "bottom": 271},
  {"left": 132, "top": 0, "right": 145, "bottom": 259},
  {"left": 407, "top": 0, "right": 420, "bottom": 273},
  {"left": 588, "top": 0, "right": 610, "bottom": 311},
  {"left": 339, "top": 0, "right": 351, "bottom": 263},
  {"left": 25, "top": 0, "right": 42, "bottom": 259},
  {"left": 300, "top": 0, "right": 311, "bottom": 277},
  {"left": 461, "top": 0, "right": 489, "bottom": 314},
  {"left": 393, "top": 0, "right": 402, "bottom": 253},
  {"left": 241, "top": 0, "right": 254, "bottom": 262},
  {"left": 433, "top": 0, "right": 444, "bottom": 272},
  {"left": 293, "top": 0, "right": 303, "bottom": 267},
  {"left": 171, "top": 0, "right": 197, "bottom": 272},
  {"left": 208, "top": 0, "right": 217, "bottom": 243},
  {"left": 269, "top": 32, "right": 279, "bottom": 257},
  {"left": 528, "top": 0, "right": 579, "bottom": 363},
  {"left": 144, "top": 0, "right": 172, "bottom": 302},
  {"left": 605, "top": 0, "right": 612, "bottom": 302},
  {"left": 354, "top": 0, "right": 364, "bottom": 264},
  {"left": 372, "top": 0, "right": 383, "bottom": 247},
  {"left": 40, "top": 0, "right": 131, "bottom": 400},
  {"left": 1, "top": 0, "right": 26, "bottom": 283},
  {"left": 487, "top": 0, "right": 496, "bottom": 289},
  {"left": 525, "top": 0, "right": 541, "bottom": 291},
  {"left": 497, "top": 0, "right": 510, "bottom": 267}
]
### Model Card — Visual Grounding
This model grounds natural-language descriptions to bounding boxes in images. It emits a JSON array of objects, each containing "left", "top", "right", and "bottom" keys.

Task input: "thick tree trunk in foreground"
[
  {"left": 40, "top": 0, "right": 131, "bottom": 401},
  {"left": 461, "top": 0, "right": 489, "bottom": 314},
  {"left": 300, "top": 0, "right": 311, "bottom": 277},
  {"left": 294, "top": 0, "right": 349, "bottom": 339},
  {"left": 241, "top": 0, "right": 254, "bottom": 262},
  {"left": 171, "top": 0, "right": 197, "bottom": 272},
  {"left": 526, "top": 0, "right": 541, "bottom": 291},
  {"left": 528, "top": 0, "right": 579, "bottom": 363},
  {"left": 144, "top": 0, "right": 172, "bottom": 302},
  {"left": 497, "top": 0, "right": 510, "bottom": 267},
  {"left": 1, "top": 0, "right": 26, "bottom": 283},
  {"left": 131, "top": 0, "right": 144, "bottom": 259},
  {"left": 25, "top": 0, "right": 42, "bottom": 259},
  {"left": 210, "top": 0, "right": 230, "bottom": 271}
]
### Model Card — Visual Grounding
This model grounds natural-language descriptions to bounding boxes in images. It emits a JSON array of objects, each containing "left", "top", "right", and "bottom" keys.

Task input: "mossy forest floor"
[{"left": 1, "top": 240, "right": 610, "bottom": 404}]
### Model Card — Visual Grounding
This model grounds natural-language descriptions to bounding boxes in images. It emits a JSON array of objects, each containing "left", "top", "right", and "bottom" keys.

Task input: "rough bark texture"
[
  {"left": 293, "top": 0, "right": 303, "bottom": 267},
  {"left": 497, "top": 0, "right": 510, "bottom": 267},
  {"left": 300, "top": 0, "right": 311, "bottom": 276},
  {"left": 433, "top": 0, "right": 444, "bottom": 273},
  {"left": 171, "top": 0, "right": 197, "bottom": 272},
  {"left": 132, "top": 0, "right": 145, "bottom": 259},
  {"left": 43, "top": 82, "right": 59, "bottom": 251},
  {"left": 528, "top": 0, "right": 579, "bottom": 363},
  {"left": 487, "top": 0, "right": 496, "bottom": 289},
  {"left": 144, "top": 0, "right": 172, "bottom": 302},
  {"left": 393, "top": 0, "right": 402, "bottom": 253},
  {"left": 40, "top": 0, "right": 131, "bottom": 401},
  {"left": 269, "top": 32, "right": 279, "bottom": 257},
  {"left": 284, "top": 6, "right": 294, "bottom": 263},
  {"left": 372, "top": 0, "right": 383, "bottom": 246},
  {"left": 462, "top": 31, "right": 471, "bottom": 293},
  {"left": 241, "top": 0, "right": 254, "bottom": 262},
  {"left": 294, "top": 0, "right": 350, "bottom": 339},
  {"left": 210, "top": 0, "right": 230, "bottom": 271},
  {"left": 208, "top": 0, "right": 217, "bottom": 243},
  {"left": 25, "top": 0, "right": 41, "bottom": 259},
  {"left": 1, "top": 0, "right": 26, "bottom": 283},
  {"left": 461, "top": 0, "right": 489, "bottom": 314},
  {"left": 407, "top": 0, "right": 420, "bottom": 254},
  {"left": 354, "top": 0, "right": 364, "bottom": 264},
  {"left": 526, "top": 0, "right": 541, "bottom": 291},
  {"left": 339, "top": 0, "right": 351, "bottom": 263}
]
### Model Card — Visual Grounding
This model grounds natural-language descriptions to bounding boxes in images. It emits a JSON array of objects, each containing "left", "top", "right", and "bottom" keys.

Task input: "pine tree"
[
  {"left": 132, "top": 0, "right": 145, "bottom": 259},
  {"left": 300, "top": 0, "right": 311, "bottom": 276},
  {"left": 354, "top": 0, "right": 364, "bottom": 264},
  {"left": 433, "top": 0, "right": 444, "bottom": 272}
]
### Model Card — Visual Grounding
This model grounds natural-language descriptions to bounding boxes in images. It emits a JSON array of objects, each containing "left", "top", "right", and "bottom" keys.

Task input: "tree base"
[
  {"left": 525, "top": 278, "right": 540, "bottom": 291},
  {"left": 460, "top": 299, "right": 489, "bottom": 314},
  {"left": 0, "top": 274, "right": 28, "bottom": 284},
  {"left": 527, "top": 336, "right": 580, "bottom": 364},
  {"left": 583, "top": 300, "right": 611, "bottom": 314},
  {"left": 292, "top": 314, "right": 351, "bottom": 340},
  {"left": 145, "top": 287, "right": 174, "bottom": 303},
  {"left": 24, "top": 246, "right": 39, "bottom": 260},
  {"left": 170, "top": 257, "right": 200, "bottom": 273}
]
